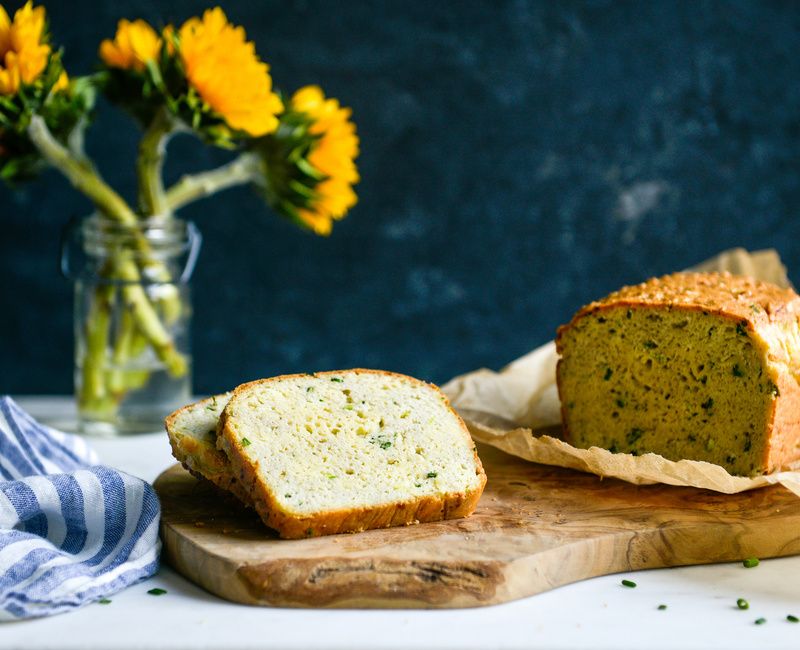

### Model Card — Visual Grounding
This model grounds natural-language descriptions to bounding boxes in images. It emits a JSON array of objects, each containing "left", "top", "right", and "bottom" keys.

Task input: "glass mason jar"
[{"left": 62, "top": 215, "right": 201, "bottom": 435}]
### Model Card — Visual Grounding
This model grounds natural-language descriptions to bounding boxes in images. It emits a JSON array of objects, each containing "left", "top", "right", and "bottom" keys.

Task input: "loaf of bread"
[
  {"left": 556, "top": 272, "right": 800, "bottom": 476},
  {"left": 217, "top": 369, "right": 487, "bottom": 538}
]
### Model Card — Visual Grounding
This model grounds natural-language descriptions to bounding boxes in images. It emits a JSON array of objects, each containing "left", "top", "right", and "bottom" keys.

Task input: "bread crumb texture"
[
  {"left": 165, "top": 392, "right": 258, "bottom": 506},
  {"left": 218, "top": 370, "right": 486, "bottom": 537},
  {"left": 166, "top": 392, "right": 232, "bottom": 481},
  {"left": 556, "top": 272, "right": 800, "bottom": 476}
]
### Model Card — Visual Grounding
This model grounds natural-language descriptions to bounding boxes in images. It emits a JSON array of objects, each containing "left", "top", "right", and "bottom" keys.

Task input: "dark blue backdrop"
[{"left": 3, "top": 0, "right": 800, "bottom": 394}]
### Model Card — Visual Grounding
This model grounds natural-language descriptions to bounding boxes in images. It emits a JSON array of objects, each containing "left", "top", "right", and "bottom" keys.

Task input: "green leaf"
[
  {"left": 296, "top": 157, "right": 325, "bottom": 180},
  {"left": 145, "top": 59, "right": 165, "bottom": 92}
]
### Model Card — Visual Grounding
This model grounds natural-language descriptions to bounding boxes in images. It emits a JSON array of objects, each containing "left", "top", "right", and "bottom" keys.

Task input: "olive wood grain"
[{"left": 154, "top": 443, "right": 800, "bottom": 608}]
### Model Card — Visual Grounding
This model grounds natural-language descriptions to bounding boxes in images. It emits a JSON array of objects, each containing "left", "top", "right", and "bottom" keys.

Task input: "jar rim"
[
  {"left": 81, "top": 214, "right": 194, "bottom": 251},
  {"left": 81, "top": 213, "right": 191, "bottom": 233},
  {"left": 61, "top": 214, "right": 202, "bottom": 284}
]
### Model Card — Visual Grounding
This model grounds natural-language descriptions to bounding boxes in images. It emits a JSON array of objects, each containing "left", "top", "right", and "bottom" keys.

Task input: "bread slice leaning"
[
  {"left": 217, "top": 369, "right": 487, "bottom": 538},
  {"left": 165, "top": 392, "right": 251, "bottom": 504}
]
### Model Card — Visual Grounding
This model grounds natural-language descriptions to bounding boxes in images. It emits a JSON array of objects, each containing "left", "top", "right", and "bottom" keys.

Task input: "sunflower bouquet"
[{"left": 0, "top": 3, "right": 359, "bottom": 431}]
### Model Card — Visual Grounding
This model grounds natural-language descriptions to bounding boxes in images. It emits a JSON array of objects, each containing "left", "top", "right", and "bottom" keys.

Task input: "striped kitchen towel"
[{"left": 0, "top": 396, "right": 161, "bottom": 620}]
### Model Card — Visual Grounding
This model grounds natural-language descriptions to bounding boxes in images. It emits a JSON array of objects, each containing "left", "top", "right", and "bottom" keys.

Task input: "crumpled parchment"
[{"left": 442, "top": 248, "right": 800, "bottom": 496}]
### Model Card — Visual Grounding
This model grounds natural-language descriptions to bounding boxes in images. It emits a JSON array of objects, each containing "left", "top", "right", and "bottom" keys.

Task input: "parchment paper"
[{"left": 442, "top": 248, "right": 800, "bottom": 496}]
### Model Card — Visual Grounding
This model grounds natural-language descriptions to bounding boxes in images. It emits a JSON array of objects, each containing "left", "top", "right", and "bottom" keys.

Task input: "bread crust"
[
  {"left": 165, "top": 394, "right": 252, "bottom": 505},
  {"left": 217, "top": 369, "right": 487, "bottom": 539},
  {"left": 555, "top": 272, "right": 800, "bottom": 474}
]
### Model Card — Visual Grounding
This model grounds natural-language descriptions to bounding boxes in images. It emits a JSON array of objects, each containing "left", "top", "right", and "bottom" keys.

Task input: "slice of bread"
[
  {"left": 165, "top": 392, "right": 251, "bottom": 503},
  {"left": 217, "top": 369, "right": 487, "bottom": 538}
]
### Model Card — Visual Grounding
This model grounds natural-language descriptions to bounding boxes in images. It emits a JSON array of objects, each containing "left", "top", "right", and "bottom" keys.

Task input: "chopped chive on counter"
[
  {"left": 147, "top": 588, "right": 167, "bottom": 596},
  {"left": 754, "top": 618, "right": 767, "bottom": 625},
  {"left": 621, "top": 579, "right": 637, "bottom": 588},
  {"left": 737, "top": 598, "right": 749, "bottom": 610},
  {"left": 241, "top": 437, "right": 252, "bottom": 447},
  {"left": 98, "top": 598, "right": 112, "bottom": 605},
  {"left": 787, "top": 615, "right": 799, "bottom": 623},
  {"left": 743, "top": 557, "right": 760, "bottom": 568},
  {"left": 657, "top": 604, "right": 667, "bottom": 611}
]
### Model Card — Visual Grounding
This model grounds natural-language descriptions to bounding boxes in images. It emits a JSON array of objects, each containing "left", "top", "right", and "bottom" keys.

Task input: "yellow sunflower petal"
[
  {"left": 0, "top": 58, "right": 19, "bottom": 94},
  {"left": 288, "top": 85, "right": 360, "bottom": 231},
  {"left": 0, "top": 6, "right": 12, "bottom": 59},
  {"left": 99, "top": 18, "right": 160, "bottom": 72},
  {"left": 178, "top": 7, "right": 282, "bottom": 136},
  {"left": 16, "top": 43, "right": 47, "bottom": 83},
  {"left": 161, "top": 24, "right": 176, "bottom": 55},
  {"left": 10, "top": 2, "right": 46, "bottom": 54},
  {"left": 99, "top": 38, "right": 124, "bottom": 68},
  {"left": 53, "top": 69, "right": 68, "bottom": 92},
  {"left": 296, "top": 208, "right": 333, "bottom": 236},
  {"left": 0, "top": 1, "right": 52, "bottom": 93}
]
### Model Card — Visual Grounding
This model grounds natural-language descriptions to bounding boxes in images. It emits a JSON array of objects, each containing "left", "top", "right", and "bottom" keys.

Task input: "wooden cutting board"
[{"left": 154, "top": 443, "right": 800, "bottom": 608}]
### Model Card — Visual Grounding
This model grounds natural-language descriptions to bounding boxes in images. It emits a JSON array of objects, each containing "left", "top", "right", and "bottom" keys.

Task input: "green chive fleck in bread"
[
  {"left": 165, "top": 392, "right": 252, "bottom": 504},
  {"left": 217, "top": 369, "right": 487, "bottom": 538},
  {"left": 556, "top": 272, "right": 800, "bottom": 476}
]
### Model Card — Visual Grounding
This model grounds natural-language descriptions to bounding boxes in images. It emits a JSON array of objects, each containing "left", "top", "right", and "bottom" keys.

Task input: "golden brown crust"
[
  {"left": 217, "top": 368, "right": 487, "bottom": 539},
  {"left": 568, "top": 271, "right": 800, "bottom": 324},
  {"left": 165, "top": 395, "right": 252, "bottom": 504},
  {"left": 165, "top": 396, "right": 230, "bottom": 477},
  {"left": 554, "top": 272, "right": 794, "bottom": 356},
  {"left": 555, "top": 271, "right": 800, "bottom": 474}
]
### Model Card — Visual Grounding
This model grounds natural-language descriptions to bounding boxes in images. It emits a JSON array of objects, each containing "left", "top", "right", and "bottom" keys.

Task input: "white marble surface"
[{"left": 3, "top": 396, "right": 800, "bottom": 650}]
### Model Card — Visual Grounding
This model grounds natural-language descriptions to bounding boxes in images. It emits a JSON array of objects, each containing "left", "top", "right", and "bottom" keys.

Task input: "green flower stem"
[
  {"left": 134, "top": 108, "right": 184, "bottom": 325},
  {"left": 29, "top": 114, "right": 182, "bottom": 287},
  {"left": 137, "top": 108, "right": 178, "bottom": 217},
  {"left": 78, "top": 283, "right": 116, "bottom": 416},
  {"left": 165, "top": 152, "right": 259, "bottom": 212},
  {"left": 114, "top": 253, "right": 187, "bottom": 377},
  {"left": 29, "top": 115, "right": 178, "bottom": 287},
  {"left": 124, "top": 332, "right": 151, "bottom": 391},
  {"left": 107, "top": 309, "right": 149, "bottom": 397},
  {"left": 28, "top": 115, "right": 187, "bottom": 413},
  {"left": 28, "top": 115, "right": 139, "bottom": 226}
]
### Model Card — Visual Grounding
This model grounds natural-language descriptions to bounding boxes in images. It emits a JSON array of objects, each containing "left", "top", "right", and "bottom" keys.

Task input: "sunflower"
[
  {"left": 177, "top": 7, "right": 281, "bottom": 137},
  {"left": 291, "top": 86, "right": 359, "bottom": 235},
  {"left": 99, "top": 19, "right": 161, "bottom": 72},
  {"left": 0, "top": 1, "right": 51, "bottom": 95}
]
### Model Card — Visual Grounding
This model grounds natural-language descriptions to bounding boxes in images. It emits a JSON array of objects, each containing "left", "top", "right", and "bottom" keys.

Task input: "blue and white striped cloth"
[{"left": 0, "top": 396, "right": 161, "bottom": 620}]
